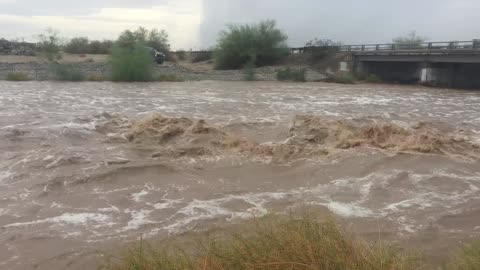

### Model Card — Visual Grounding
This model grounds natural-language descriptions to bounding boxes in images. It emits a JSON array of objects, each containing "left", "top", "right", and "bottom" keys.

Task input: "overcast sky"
[{"left": 1, "top": 0, "right": 479, "bottom": 49}]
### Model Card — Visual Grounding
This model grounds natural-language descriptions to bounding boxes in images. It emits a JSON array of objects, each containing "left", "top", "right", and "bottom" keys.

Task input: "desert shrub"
[
  {"left": 393, "top": 31, "right": 427, "bottom": 49},
  {"left": 447, "top": 240, "right": 480, "bottom": 270},
  {"left": 54, "top": 64, "right": 85, "bottom": 81},
  {"left": 191, "top": 51, "right": 213, "bottom": 63},
  {"left": 176, "top": 50, "right": 187, "bottom": 60},
  {"left": 6, "top": 72, "right": 30, "bottom": 81},
  {"left": 89, "top": 40, "right": 113, "bottom": 54},
  {"left": 156, "top": 74, "right": 184, "bottom": 82},
  {"left": 366, "top": 74, "right": 382, "bottom": 83},
  {"left": 305, "top": 38, "right": 342, "bottom": 61},
  {"left": 243, "top": 59, "right": 256, "bottom": 81},
  {"left": 65, "top": 38, "right": 113, "bottom": 54},
  {"left": 64, "top": 37, "right": 89, "bottom": 54},
  {"left": 102, "top": 215, "right": 419, "bottom": 270},
  {"left": 87, "top": 74, "right": 107, "bottom": 81},
  {"left": 214, "top": 20, "right": 289, "bottom": 70},
  {"left": 326, "top": 73, "right": 356, "bottom": 84},
  {"left": 276, "top": 67, "right": 307, "bottom": 82},
  {"left": 37, "top": 28, "right": 63, "bottom": 62},
  {"left": 110, "top": 44, "right": 154, "bottom": 82}
]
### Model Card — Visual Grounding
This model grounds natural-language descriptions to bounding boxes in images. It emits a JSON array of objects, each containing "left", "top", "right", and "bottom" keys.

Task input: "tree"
[
  {"left": 214, "top": 20, "right": 289, "bottom": 70},
  {"left": 305, "top": 38, "right": 343, "bottom": 47},
  {"left": 305, "top": 38, "right": 343, "bottom": 61},
  {"left": 37, "top": 28, "right": 63, "bottom": 62},
  {"left": 116, "top": 27, "right": 170, "bottom": 54},
  {"left": 64, "top": 37, "right": 89, "bottom": 54},
  {"left": 393, "top": 31, "right": 427, "bottom": 49},
  {"left": 147, "top": 29, "right": 170, "bottom": 54}
]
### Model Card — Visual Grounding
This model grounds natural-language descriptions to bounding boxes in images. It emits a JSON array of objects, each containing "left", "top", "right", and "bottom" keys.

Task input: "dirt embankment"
[{"left": 0, "top": 54, "right": 327, "bottom": 81}]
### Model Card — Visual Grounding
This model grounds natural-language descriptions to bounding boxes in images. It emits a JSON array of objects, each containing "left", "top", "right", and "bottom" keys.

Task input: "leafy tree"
[
  {"left": 64, "top": 37, "right": 89, "bottom": 54},
  {"left": 305, "top": 38, "right": 343, "bottom": 61},
  {"left": 393, "top": 31, "right": 427, "bottom": 49},
  {"left": 37, "top": 28, "right": 63, "bottom": 62},
  {"left": 116, "top": 30, "right": 136, "bottom": 49},
  {"left": 64, "top": 38, "right": 113, "bottom": 54},
  {"left": 116, "top": 27, "right": 170, "bottom": 54},
  {"left": 214, "top": 20, "right": 289, "bottom": 70},
  {"left": 147, "top": 29, "right": 170, "bottom": 54}
]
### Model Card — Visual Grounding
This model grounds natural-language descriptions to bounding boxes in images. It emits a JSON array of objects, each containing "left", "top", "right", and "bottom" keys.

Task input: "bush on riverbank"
[
  {"left": 325, "top": 73, "right": 356, "bottom": 84},
  {"left": 37, "top": 28, "right": 63, "bottom": 62},
  {"left": 191, "top": 52, "right": 213, "bottom": 63},
  {"left": 156, "top": 74, "right": 184, "bottom": 82},
  {"left": 6, "top": 72, "right": 30, "bottom": 81},
  {"left": 277, "top": 67, "right": 307, "bottom": 82},
  {"left": 366, "top": 74, "right": 382, "bottom": 83},
  {"left": 243, "top": 58, "right": 256, "bottom": 81},
  {"left": 55, "top": 64, "right": 85, "bottom": 81},
  {"left": 110, "top": 45, "right": 154, "bottom": 82},
  {"left": 102, "top": 215, "right": 420, "bottom": 270},
  {"left": 87, "top": 74, "right": 107, "bottom": 81},
  {"left": 214, "top": 20, "right": 289, "bottom": 70}
]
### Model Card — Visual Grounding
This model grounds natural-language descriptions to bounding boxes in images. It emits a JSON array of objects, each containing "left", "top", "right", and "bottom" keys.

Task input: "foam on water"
[{"left": 4, "top": 213, "right": 112, "bottom": 228}]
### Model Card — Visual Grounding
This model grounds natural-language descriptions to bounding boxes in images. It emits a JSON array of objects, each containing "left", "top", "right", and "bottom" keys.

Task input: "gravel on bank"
[{"left": 0, "top": 61, "right": 327, "bottom": 82}]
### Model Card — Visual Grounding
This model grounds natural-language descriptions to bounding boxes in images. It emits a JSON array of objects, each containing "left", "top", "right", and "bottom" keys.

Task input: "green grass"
[
  {"left": 243, "top": 59, "right": 256, "bottom": 81},
  {"left": 447, "top": 240, "right": 480, "bottom": 270},
  {"left": 156, "top": 74, "right": 184, "bottom": 82},
  {"left": 6, "top": 72, "right": 30, "bottom": 81},
  {"left": 87, "top": 74, "right": 107, "bottom": 81},
  {"left": 110, "top": 44, "right": 154, "bottom": 82},
  {"left": 55, "top": 64, "right": 85, "bottom": 81},
  {"left": 101, "top": 215, "right": 420, "bottom": 270},
  {"left": 366, "top": 74, "right": 382, "bottom": 83},
  {"left": 276, "top": 67, "right": 307, "bottom": 82},
  {"left": 326, "top": 73, "right": 356, "bottom": 84}
]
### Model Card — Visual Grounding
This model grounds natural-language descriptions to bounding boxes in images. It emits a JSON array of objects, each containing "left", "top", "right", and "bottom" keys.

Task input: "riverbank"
[{"left": 0, "top": 54, "right": 327, "bottom": 81}]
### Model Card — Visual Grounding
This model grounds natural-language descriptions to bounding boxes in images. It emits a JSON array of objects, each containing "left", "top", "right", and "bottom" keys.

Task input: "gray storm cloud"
[
  {"left": 0, "top": 0, "right": 165, "bottom": 15},
  {"left": 0, "top": 0, "right": 479, "bottom": 48},
  {"left": 199, "top": 0, "right": 480, "bottom": 48}
]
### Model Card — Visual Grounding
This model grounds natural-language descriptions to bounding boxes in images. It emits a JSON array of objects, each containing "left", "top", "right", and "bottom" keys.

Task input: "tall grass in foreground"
[
  {"left": 101, "top": 215, "right": 420, "bottom": 270},
  {"left": 447, "top": 240, "right": 480, "bottom": 270},
  {"left": 110, "top": 45, "right": 154, "bottom": 82}
]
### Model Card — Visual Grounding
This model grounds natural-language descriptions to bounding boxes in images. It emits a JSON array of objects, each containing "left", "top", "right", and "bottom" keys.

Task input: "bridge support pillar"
[{"left": 421, "top": 63, "right": 480, "bottom": 88}]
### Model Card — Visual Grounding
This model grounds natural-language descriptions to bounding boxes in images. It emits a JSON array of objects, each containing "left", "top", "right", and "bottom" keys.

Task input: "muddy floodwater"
[{"left": 1, "top": 81, "right": 480, "bottom": 269}]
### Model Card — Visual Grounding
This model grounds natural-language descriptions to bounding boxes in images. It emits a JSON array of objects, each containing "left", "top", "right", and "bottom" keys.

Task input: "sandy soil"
[{"left": 0, "top": 54, "right": 109, "bottom": 63}]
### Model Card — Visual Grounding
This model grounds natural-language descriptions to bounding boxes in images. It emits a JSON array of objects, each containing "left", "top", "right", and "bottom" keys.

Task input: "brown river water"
[{"left": 0, "top": 81, "right": 480, "bottom": 269}]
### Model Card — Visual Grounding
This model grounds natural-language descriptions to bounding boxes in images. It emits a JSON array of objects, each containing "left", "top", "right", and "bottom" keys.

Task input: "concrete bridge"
[
  {"left": 186, "top": 39, "right": 480, "bottom": 88},
  {"left": 346, "top": 40, "right": 480, "bottom": 88},
  {"left": 289, "top": 40, "right": 480, "bottom": 88}
]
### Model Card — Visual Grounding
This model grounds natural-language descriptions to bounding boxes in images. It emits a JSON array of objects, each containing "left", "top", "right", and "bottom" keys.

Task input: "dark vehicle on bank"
[{"left": 145, "top": 46, "right": 165, "bottom": 64}]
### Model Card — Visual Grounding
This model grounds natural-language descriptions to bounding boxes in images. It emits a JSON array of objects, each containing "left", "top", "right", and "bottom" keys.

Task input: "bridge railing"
[
  {"left": 180, "top": 39, "right": 480, "bottom": 56},
  {"left": 289, "top": 39, "right": 480, "bottom": 53}
]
